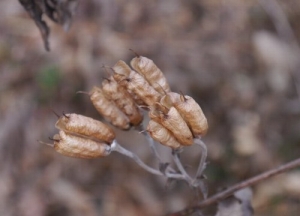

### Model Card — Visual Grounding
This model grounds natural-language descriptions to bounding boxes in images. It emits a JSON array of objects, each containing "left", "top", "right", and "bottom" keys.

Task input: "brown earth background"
[{"left": 1, "top": 0, "right": 300, "bottom": 215}]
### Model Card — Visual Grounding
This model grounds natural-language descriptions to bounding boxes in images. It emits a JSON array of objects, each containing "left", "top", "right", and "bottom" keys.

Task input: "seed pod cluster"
[
  {"left": 112, "top": 59, "right": 167, "bottom": 106},
  {"left": 51, "top": 113, "right": 115, "bottom": 159},
  {"left": 147, "top": 92, "right": 208, "bottom": 148}
]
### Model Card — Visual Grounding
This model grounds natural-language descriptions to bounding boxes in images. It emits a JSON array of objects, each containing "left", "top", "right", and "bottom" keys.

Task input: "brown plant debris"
[{"left": 18, "top": 0, "right": 78, "bottom": 51}]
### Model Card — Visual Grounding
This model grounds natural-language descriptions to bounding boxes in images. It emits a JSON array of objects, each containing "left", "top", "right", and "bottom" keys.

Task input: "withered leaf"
[{"left": 18, "top": 0, "right": 78, "bottom": 51}]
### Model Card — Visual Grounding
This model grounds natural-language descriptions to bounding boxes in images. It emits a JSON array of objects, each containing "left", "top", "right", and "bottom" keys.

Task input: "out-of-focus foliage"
[{"left": 1, "top": 0, "right": 300, "bottom": 215}]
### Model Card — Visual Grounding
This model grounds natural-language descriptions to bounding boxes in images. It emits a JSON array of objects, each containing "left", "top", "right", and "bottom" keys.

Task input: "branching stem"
[
  {"left": 169, "top": 157, "right": 300, "bottom": 216},
  {"left": 111, "top": 141, "right": 186, "bottom": 180}
]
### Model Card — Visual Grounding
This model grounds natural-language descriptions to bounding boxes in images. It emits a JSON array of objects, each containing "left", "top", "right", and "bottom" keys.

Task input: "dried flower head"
[
  {"left": 160, "top": 92, "right": 208, "bottom": 137},
  {"left": 55, "top": 113, "right": 115, "bottom": 144},
  {"left": 102, "top": 77, "right": 143, "bottom": 126},
  {"left": 89, "top": 86, "right": 130, "bottom": 129},
  {"left": 147, "top": 120, "right": 181, "bottom": 149},
  {"left": 130, "top": 56, "right": 171, "bottom": 95},
  {"left": 52, "top": 130, "right": 111, "bottom": 159}
]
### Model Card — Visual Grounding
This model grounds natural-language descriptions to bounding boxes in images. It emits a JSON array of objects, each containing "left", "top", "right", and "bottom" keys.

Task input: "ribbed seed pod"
[
  {"left": 130, "top": 56, "right": 171, "bottom": 95},
  {"left": 53, "top": 130, "right": 111, "bottom": 159},
  {"left": 112, "top": 60, "right": 131, "bottom": 80},
  {"left": 158, "top": 106, "right": 194, "bottom": 146},
  {"left": 122, "top": 70, "right": 161, "bottom": 106},
  {"left": 160, "top": 92, "right": 208, "bottom": 137},
  {"left": 147, "top": 120, "right": 181, "bottom": 149},
  {"left": 89, "top": 86, "right": 130, "bottom": 130},
  {"left": 102, "top": 77, "right": 143, "bottom": 126},
  {"left": 55, "top": 113, "right": 115, "bottom": 144},
  {"left": 112, "top": 61, "right": 146, "bottom": 106}
]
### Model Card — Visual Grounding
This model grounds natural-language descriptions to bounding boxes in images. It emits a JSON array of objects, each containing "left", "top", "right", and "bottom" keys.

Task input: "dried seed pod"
[
  {"left": 152, "top": 106, "right": 194, "bottom": 146},
  {"left": 112, "top": 60, "right": 131, "bottom": 82},
  {"left": 112, "top": 61, "right": 146, "bottom": 106},
  {"left": 55, "top": 113, "right": 115, "bottom": 144},
  {"left": 130, "top": 56, "right": 171, "bottom": 94},
  {"left": 53, "top": 130, "right": 111, "bottom": 159},
  {"left": 121, "top": 70, "right": 161, "bottom": 106},
  {"left": 147, "top": 120, "right": 181, "bottom": 149},
  {"left": 161, "top": 92, "right": 208, "bottom": 137},
  {"left": 89, "top": 86, "right": 130, "bottom": 130},
  {"left": 102, "top": 77, "right": 143, "bottom": 125}
]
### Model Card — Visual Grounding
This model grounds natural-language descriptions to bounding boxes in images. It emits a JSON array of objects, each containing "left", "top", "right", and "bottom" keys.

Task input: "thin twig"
[
  {"left": 172, "top": 150, "right": 193, "bottom": 184},
  {"left": 168, "top": 157, "right": 300, "bottom": 216},
  {"left": 194, "top": 139, "right": 207, "bottom": 180},
  {"left": 136, "top": 124, "right": 162, "bottom": 162},
  {"left": 111, "top": 141, "right": 186, "bottom": 180}
]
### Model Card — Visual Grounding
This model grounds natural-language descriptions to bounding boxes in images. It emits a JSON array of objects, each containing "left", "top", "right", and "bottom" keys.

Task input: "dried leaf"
[{"left": 18, "top": 0, "right": 78, "bottom": 50}]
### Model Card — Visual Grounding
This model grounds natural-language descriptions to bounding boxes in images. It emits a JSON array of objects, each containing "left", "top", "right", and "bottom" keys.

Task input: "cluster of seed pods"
[
  {"left": 91, "top": 55, "right": 208, "bottom": 149},
  {"left": 49, "top": 55, "right": 208, "bottom": 158},
  {"left": 52, "top": 113, "right": 115, "bottom": 158}
]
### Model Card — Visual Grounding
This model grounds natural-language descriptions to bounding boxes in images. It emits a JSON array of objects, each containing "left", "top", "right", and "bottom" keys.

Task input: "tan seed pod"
[
  {"left": 112, "top": 61, "right": 146, "bottom": 106},
  {"left": 89, "top": 86, "right": 130, "bottom": 130},
  {"left": 55, "top": 113, "right": 115, "bottom": 144},
  {"left": 130, "top": 56, "right": 171, "bottom": 94},
  {"left": 112, "top": 60, "right": 131, "bottom": 81},
  {"left": 102, "top": 77, "right": 143, "bottom": 125},
  {"left": 157, "top": 106, "right": 194, "bottom": 146},
  {"left": 53, "top": 130, "right": 111, "bottom": 159},
  {"left": 147, "top": 120, "right": 181, "bottom": 149},
  {"left": 122, "top": 70, "right": 162, "bottom": 106},
  {"left": 160, "top": 92, "right": 208, "bottom": 137}
]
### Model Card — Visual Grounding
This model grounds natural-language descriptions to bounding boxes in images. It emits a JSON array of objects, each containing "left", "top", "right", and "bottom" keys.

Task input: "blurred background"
[{"left": 1, "top": 0, "right": 300, "bottom": 215}]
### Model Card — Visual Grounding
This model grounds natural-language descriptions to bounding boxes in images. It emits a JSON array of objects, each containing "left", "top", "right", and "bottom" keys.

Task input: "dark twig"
[{"left": 169, "top": 157, "right": 300, "bottom": 216}]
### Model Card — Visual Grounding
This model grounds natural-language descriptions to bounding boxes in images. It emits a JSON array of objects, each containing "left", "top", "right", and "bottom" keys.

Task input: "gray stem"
[
  {"left": 173, "top": 151, "right": 193, "bottom": 184},
  {"left": 111, "top": 141, "right": 186, "bottom": 180},
  {"left": 194, "top": 138, "right": 208, "bottom": 180}
]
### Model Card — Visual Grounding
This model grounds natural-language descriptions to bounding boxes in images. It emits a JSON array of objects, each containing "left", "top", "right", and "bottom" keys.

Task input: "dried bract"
[
  {"left": 55, "top": 113, "right": 115, "bottom": 144},
  {"left": 102, "top": 77, "right": 143, "bottom": 125},
  {"left": 130, "top": 56, "right": 171, "bottom": 94},
  {"left": 147, "top": 120, "right": 181, "bottom": 149},
  {"left": 53, "top": 130, "right": 111, "bottom": 159},
  {"left": 161, "top": 92, "right": 208, "bottom": 137},
  {"left": 89, "top": 87, "right": 130, "bottom": 130}
]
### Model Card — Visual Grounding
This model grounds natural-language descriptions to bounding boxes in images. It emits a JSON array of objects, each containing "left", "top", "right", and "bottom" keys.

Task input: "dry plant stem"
[
  {"left": 136, "top": 124, "right": 162, "bottom": 163},
  {"left": 111, "top": 140, "right": 186, "bottom": 180},
  {"left": 194, "top": 139, "right": 207, "bottom": 180},
  {"left": 169, "top": 157, "right": 300, "bottom": 216},
  {"left": 173, "top": 151, "right": 193, "bottom": 184}
]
